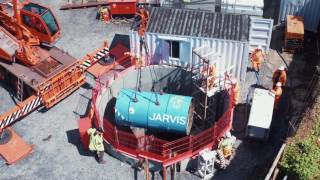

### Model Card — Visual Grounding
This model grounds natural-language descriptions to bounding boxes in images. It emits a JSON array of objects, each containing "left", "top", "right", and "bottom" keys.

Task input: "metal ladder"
[
  {"left": 191, "top": 50, "right": 213, "bottom": 121},
  {"left": 17, "top": 76, "right": 24, "bottom": 102}
]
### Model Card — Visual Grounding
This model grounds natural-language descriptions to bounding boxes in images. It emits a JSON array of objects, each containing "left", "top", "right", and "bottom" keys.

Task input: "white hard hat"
[
  {"left": 225, "top": 131, "right": 232, "bottom": 138},
  {"left": 278, "top": 66, "right": 285, "bottom": 71},
  {"left": 276, "top": 82, "right": 282, "bottom": 87},
  {"left": 230, "top": 78, "right": 237, "bottom": 85}
]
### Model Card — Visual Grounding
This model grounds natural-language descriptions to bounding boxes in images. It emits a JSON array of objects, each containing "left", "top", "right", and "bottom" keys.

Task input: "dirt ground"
[{"left": 0, "top": 0, "right": 316, "bottom": 180}]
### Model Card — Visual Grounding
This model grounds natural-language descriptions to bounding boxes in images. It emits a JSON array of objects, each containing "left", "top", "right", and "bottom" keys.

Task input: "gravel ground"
[{"left": 0, "top": 0, "right": 306, "bottom": 180}]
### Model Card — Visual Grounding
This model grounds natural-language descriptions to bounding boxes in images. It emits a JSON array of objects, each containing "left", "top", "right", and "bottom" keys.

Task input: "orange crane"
[
  {"left": 0, "top": 0, "right": 88, "bottom": 165},
  {"left": 0, "top": 0, "right": 86, "bottom": 107},
  {"left": 0, "top": 0, "right": 62, "bottom": 66},
  {"left": 1, "top": 0, "right": 61, "bottom": 45}
]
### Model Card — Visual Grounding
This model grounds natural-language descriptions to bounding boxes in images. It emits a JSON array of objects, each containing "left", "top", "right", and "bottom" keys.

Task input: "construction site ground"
[{"left": 0, "top": 0, "right": 317, "bottom": 179}]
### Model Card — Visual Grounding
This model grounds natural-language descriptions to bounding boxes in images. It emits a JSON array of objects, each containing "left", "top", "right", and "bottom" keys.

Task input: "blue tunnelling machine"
[{"left": 115, "top": 88, "right": 194, "bottom": 135}]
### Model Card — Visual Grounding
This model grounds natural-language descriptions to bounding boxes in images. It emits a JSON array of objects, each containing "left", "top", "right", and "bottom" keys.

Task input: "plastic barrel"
[{"left": 115, "top": 88, "right": 194, "bottom": 134}]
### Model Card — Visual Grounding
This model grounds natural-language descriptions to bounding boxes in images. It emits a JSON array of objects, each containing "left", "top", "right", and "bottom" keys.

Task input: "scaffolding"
[
  {"left": 191, "top": 45, "right": 234, "bottom": 123},
  {"left": 191, "top": 46, "right": 219, "bottom": 122}
]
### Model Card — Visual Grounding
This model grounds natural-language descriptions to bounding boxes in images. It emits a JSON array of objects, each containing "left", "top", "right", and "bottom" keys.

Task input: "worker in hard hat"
[
  {"left": 218, "top": 131, "right": 236, "bottom": 158},
  {"left": 201, "top": 63, "right": 216, "bottom": 90},
  {"left": 272, "top": 66, "right": 287, "bottom": 88},
  {"left": 87, "top": 127, "right": 105, "bottom": 164},
  {"left": 207, "top": 63, "right": 216, "bottom": 89},
  {"left": 230, "top": 78, "right": 240, "bottom": 106},
  {"left": 134, "top": 54, "right": 145, "bottom": 69},
  {"left": 271, "top": 82, "right": 283, "bottom": 108},
  {"left": 250, "top": 46, "right": 265, "bottom": 72},
  {"left": 97, "top": 7, "right": 110, "bottom": 23}
]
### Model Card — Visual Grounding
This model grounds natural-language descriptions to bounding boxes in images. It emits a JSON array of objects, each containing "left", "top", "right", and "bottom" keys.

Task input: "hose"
[{"left": 215, "top": 149, "right": 226, "bottom": 169}]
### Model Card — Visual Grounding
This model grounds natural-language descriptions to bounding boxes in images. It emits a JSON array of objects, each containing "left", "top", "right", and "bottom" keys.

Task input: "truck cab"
[{"left": 21, "top": 2, "right": 61, "bottom": 46}]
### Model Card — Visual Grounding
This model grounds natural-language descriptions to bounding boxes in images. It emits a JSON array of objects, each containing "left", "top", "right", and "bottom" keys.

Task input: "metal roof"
[{"left": 145, "top": 7, "right": 249, "bottom": 42}]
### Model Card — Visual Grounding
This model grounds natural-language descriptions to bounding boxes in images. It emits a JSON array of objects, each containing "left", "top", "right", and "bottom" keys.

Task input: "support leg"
[
  {"left": 144, "top": 159, "right": 150, "bottom": 180},
  {"left": 162, "top": 165, "right": 167, "bottom": 180},
  {"left": 170, "top": 163, "right": 176, "bottom": 180}
]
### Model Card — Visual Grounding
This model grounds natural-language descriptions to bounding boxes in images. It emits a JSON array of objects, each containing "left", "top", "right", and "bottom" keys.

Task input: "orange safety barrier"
[{"left": 90, "top": 75, "right": 235, "bottom": 166}]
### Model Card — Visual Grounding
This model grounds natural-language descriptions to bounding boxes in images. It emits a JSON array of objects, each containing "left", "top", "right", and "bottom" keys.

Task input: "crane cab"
[{"left": 21, "top": 2, "right": 61, "bottom": 47}]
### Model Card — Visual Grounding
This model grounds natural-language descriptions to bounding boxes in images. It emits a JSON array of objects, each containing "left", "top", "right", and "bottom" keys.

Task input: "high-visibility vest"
[
  {"left": 251, "top": 49, "right": 264, "bottom": 63},
  {"left": 223, "top": 147, "right": 232, "bottom": 158},
  {"left": 273, "top": 87, "right": 282, "bottom": 100},
  {"left": 87, "top": 128, "right": 104, "bottom": 152},
  {"left": 273, "top": 70, "right": 287, "bottom": 86}
]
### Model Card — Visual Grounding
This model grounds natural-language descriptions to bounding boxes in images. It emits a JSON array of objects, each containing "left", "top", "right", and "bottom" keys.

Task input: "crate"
[{"left": 285, "top": 15, "right": 304, "bottom": 51}]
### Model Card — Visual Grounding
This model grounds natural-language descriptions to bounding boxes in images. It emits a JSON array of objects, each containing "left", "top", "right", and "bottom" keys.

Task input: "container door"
[
  {"left": 160, "top": 39, "right": 170, "bottom": 64},
  {"left": 180, "top": 42, "right": 191, "bottom": 67},
  {"left": 152, "top": 39, "right": 161, "bottom": 64},
  {"left": 249, "top": 17, "right": 273, "bottom": 53}
]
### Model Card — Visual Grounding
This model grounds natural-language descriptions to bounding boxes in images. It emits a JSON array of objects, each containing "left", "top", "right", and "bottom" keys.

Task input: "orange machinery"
[
  {"left": 0, "top": 0, "right": 86, "bottom": 165},
  {"left": 0, "top": 0, "right": 85, "bottom": 107},
  {"left": 1, "top": 0, "right": 61, "bottom": 46},
  {"left": 61, "top": 0, "right": 150, "bottom": 23}
]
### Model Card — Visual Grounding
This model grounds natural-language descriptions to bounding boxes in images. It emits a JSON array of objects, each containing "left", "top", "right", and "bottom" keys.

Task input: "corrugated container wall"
[
  {"left": 130, "top": 31, "right": 249, "bottom": 81},
  {"left": 279, "top": 0, "right": 320, "bottom": 32},
  {"left": 220, "top": 0, "right": 264, "bottom": 16}
]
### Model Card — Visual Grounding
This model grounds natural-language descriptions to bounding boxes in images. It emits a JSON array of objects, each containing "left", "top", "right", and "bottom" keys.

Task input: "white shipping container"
[
  {"left": 130, "top": 7, "right": 273, "bottom": 81},
  {"left": 130, "top": 31, "right": 249, "bottom": 81},
  {"left": 220, "top": 0, "right": 264, "bottom": 16}
]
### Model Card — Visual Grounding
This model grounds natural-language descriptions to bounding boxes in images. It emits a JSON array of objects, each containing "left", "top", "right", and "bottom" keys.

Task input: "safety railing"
[{"left": 91, "top": 69, "right": 234, "bottom": 165}]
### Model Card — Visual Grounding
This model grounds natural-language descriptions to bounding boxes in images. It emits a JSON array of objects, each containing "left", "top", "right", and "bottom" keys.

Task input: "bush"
[{"left": 280, "top": 119, "right": 320, "bottom": 180}]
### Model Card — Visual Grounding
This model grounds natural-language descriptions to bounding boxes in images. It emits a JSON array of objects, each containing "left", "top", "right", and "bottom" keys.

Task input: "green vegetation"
[{"left": 280, "top": 117, "right": 320, "bottom": 180}]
